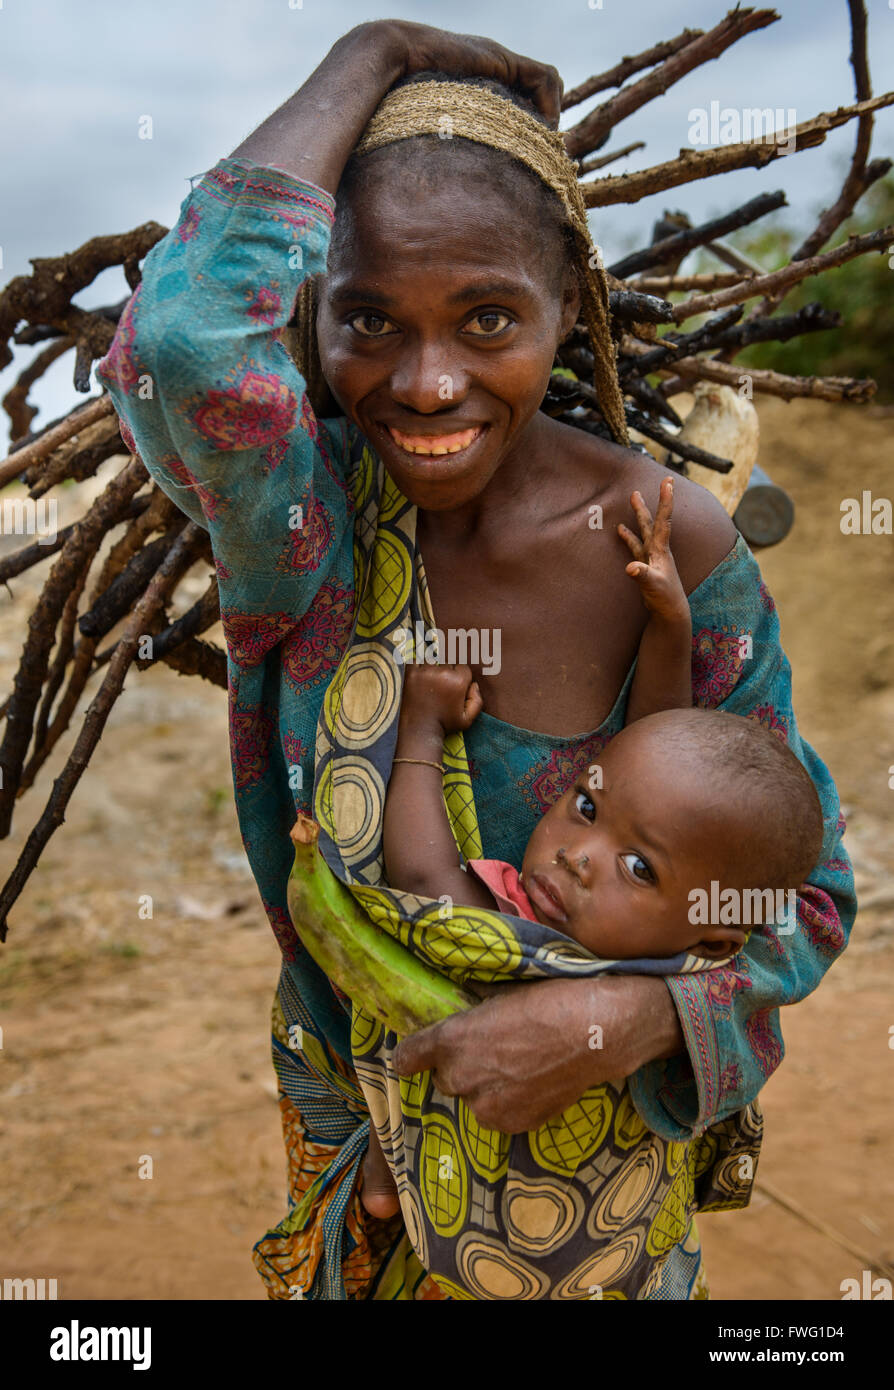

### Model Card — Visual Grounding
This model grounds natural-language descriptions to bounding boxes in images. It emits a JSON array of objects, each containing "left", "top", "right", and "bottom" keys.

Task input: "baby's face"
[{"left": 520, "top": 723, "right": 746, "bottom": 961}]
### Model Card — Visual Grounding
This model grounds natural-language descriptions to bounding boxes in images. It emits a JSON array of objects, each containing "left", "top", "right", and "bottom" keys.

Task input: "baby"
[{"left": 383, "top": 479, "right": 824, "bottom": 961}]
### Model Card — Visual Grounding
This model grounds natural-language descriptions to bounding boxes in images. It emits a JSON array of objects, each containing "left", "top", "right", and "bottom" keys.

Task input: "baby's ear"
[{"left": 693, "top": 926, "right": 748, "bottom": 960}]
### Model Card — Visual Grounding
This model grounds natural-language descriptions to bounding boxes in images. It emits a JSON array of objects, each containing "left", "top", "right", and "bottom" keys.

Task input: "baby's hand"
[
  {"left": 400, "top": 664, "right": 484, "bottom": 735},
  {"left": 617, "top": 477, "right": 689, "bottom": 622}
]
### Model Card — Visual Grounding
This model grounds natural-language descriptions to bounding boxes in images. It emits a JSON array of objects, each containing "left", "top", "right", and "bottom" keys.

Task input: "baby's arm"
[
  {"left": 618, "top": 477, "right": 693, "bottom": 724},
  {"left": 383, "top": 665, "right": 496, "bottom": 909}
]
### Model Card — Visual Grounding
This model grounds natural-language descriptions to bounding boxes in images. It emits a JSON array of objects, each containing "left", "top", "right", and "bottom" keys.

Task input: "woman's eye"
[
  {"left": 621, "top": 852, "right": 654, "bottom": 884},
  {"left": 574, "top": 791, "right": 595, "bottom": 821},
  {"left": 464, "top": 311, "right": 512, "bottom": 337},
  {"left": 349, "top": 312, "right": 397, "bottom": 338}
]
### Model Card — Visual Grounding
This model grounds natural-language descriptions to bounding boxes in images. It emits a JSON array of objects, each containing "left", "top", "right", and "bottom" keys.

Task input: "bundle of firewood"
[{"left": 0, "top": 2, "right": 891, "bottom": 939}]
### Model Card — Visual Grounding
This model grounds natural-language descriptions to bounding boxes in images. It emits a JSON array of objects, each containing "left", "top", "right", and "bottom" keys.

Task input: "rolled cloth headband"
[{"left": 291, "top": 79, "right": 629, "bottom": 447}]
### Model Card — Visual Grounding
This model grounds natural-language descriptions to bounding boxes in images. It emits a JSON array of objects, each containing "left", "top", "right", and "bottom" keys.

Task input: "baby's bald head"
[{"left": 610, "top": 707, "right": 825, "bottom": 894}]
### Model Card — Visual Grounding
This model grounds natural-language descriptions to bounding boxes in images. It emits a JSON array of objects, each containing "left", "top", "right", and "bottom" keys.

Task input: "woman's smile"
[
  {"left": 386, "top": 424, "right": 483, "bottom": 457},
  {"left": 371, "top": 417, "right": 499, "bottom": 498}
]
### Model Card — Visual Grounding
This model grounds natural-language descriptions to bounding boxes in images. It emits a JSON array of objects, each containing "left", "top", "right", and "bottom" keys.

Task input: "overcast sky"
[{"left": 1, "top": 0, "right": 892, "bottom": 449}]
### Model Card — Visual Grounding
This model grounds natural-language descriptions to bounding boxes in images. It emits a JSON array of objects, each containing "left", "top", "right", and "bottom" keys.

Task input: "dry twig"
[
  {"left": 583, "top": 93, "right": 894, "bottom": 207},
  {"left": 0, "top": 522, "right": 205, "bottom": 940}
]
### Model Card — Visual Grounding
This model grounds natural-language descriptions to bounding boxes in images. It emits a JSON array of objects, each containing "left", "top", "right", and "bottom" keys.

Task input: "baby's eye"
[
  {"left": 574, "top": 791, "right": 595, "bottom": 821},
  {"left": 621, "top": 852, "right": 654, "bottom": 884},
  {"left": 349, "top": 312, "right": 397, "bottom": 338},
  {"left": 464, "top": 311, "right": 512, "bottom": 337}
]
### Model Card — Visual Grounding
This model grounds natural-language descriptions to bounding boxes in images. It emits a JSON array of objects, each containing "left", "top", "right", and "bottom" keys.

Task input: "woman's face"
[{"left": 315, "top": 160, "right": 579, "bottom": 511}]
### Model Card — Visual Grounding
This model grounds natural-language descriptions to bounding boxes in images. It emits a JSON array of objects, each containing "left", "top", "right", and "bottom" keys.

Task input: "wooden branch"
[
  {"left": 0, "top": 223, "right": 167, "bottom": 371},
  {"left": 624, "top": 303, "right": 838, "bottom": 376},
  {"left": 0, "top": 522, "right": 204, "bottom": 941},
  {"left": 608, "top": 290, "right": 675, "bottom": 324},
  {"left": 626, "top": 406, "right": 733, "bottom": 473},
  {"left": 0, "top": 494, "right": 150, "bottom": 585},
  {"left": 17, "top": 489, "right": 177, "bottom": 791},
  {"left": 28, "top": 573, "right": 88, "bottom": 767},
  {"left": 73, "top": 339, "right": 95, "bottom": 394},
  {"left": 0, "top": 456, "right": 147, "bottom": 836},
  {"left": 621, "top": 307, "right": 743, "bottom": 376},
  {"left": 660, "top": 355, "right": 875, "bottom": 403},
  {"left": 14, "top": 295, "right": 129, "bottom": 347},
  {"left": 792, "top": 0, "right": 879, "bottom": 262},
  {"left": 704, "top": 302, "right": 840, "bottom": 350},
  {"left": 632, "top": 272, "right": 746, "bottom": 293},
  {"left": 578, "top": 141, "right": 645, "bottom": 175},
  {"left": 555, "top": 411, "right": 615, "bottom": 444},
  {"left": 750, "top": 1, "right": 890, "bottom": 321},
  {"left": 77, "top": 525, "right": 187, "bottom": 640},
  {"left": 561, "top": 29, "right": 702, "bottom": 109},
  {"left": 54, "top": 307, "right": 117, "bottom": 389},
  {"left": 2, "top": 337, "right": 75, "bottom": 441},
  {"left": 583, "top": 92, "right": 894, "bottom": 206},
  {"left": 142, "top": 577, "right": 220, "bottom": 662},
  {"left": 624, "top": 375, "right": 683, "bottom": 427},
  {"left": 0, "top": 395, "right": 114, "bottom": 487},
  {"left": 608, "top": 192, "right": 786, "bottom": 279},
  {"left": 27, "top": 411, "right": 122, "bottom": 497},
  {"left": 670, "top": 225, "right": 893, "bottom": 321},
  {"left": 155, "top": 637, "right": 227, "bottom": 689},
  {"left": 0, "top": 521, "right": 83, "bottom": 584},
  {"left": 704, "top": 240, "right": 765, "bottom": 276},
  {"left": 564, "top": 8, "right": 779, "bottom": 160},
  {"left": 97, "top": 574, "right": 224, "bottom": 683}
]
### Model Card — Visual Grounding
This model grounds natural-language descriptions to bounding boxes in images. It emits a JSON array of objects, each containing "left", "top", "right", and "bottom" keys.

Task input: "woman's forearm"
[
  {"left": 231, "top": 24, "right": 403, "bottom": 192},
  {"left": 393, "top": 972, "right": 685, "bottom": 1135},
  {"left": 604, "top": 975, "right": 685, "bottom": 1070}
]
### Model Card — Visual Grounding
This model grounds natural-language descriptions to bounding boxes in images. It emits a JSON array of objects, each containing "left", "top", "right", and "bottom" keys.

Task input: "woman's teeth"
[{"left": 387, "top": 426, "right": 481, "bottom": 457}]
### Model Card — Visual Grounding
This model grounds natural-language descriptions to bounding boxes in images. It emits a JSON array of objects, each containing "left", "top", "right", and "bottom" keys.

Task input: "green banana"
[{"left": 287, "top": 815, "right": 476, "bottom": 1035}]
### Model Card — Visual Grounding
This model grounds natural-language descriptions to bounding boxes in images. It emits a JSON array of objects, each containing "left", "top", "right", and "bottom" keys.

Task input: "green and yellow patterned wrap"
[{"left": 307, "top": 446, "right": 762, "bottom": 1300}]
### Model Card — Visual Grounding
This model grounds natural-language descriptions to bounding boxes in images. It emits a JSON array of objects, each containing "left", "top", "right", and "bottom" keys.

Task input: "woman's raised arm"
[
  {"left": 231, "top": 20, "right": 563, "bottom": 195},
  {"left": 97, "top": 160, "right": 353, "bottom": 633}
]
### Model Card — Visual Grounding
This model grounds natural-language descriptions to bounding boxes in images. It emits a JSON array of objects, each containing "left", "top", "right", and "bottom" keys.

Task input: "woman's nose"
[{"left": 389, "top": 343, "right": 467, "bottom": 412}]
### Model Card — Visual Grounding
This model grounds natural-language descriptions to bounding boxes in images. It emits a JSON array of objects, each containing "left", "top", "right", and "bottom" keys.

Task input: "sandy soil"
[{"left": 0, "top": 396, "right": 891, "bottom": 1300}]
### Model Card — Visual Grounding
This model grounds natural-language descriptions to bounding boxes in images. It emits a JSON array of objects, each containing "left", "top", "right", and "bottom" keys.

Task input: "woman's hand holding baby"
[{"left": 394, "top": 974, "right": 684, "bottom": 1134}]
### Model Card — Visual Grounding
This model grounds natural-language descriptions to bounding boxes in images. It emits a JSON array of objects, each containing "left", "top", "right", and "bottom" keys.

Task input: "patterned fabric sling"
[{"left": 304, "top": 445, "right": 762, "bottom": 1300}]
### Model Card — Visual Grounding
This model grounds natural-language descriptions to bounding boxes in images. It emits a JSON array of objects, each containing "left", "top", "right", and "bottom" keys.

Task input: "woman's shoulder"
[{"left": 574, "top": 431, "right": 739, "bottom": 594}]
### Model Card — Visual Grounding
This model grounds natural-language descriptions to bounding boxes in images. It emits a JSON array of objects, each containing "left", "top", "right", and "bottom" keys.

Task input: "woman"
[{"left": 97, "top": 19, "right": 854, "bottom": 1300}]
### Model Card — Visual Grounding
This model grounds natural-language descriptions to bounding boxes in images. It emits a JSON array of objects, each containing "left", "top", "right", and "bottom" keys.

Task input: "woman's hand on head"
[
  {"left": 392, "top": 974, "right": 684, "bottom": 1134},
  {"left": 234, "top": 21, "right": 561, "bottom": 196},
  {"left": 353, "top": 19, "right": 564, "bottom": 126}
]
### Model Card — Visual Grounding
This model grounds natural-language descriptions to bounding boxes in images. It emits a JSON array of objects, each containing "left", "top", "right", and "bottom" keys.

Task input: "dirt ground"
[{"left": 0, "top": 395, "right": 892, "bottom": 1301}]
